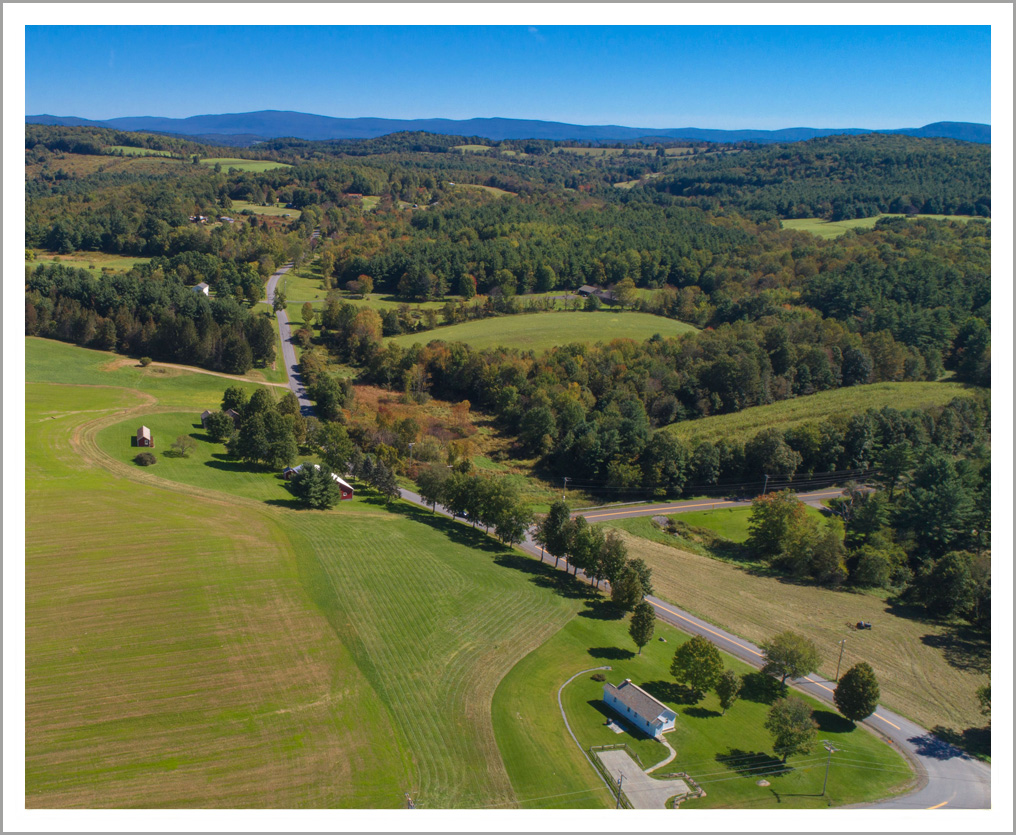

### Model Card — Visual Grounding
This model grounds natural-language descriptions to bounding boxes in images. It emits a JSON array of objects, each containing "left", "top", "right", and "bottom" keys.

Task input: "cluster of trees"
[
  {"left": 533, "top": 500, "right": 654, "bottom": 607},
  {"left": 26, "top": 264, "right": 276, "bottom": 374},
  {"left": 220, "top": 386, "right": 301, "bottom": 469},
  {"left": 643, "top": 133, "right": 991, "bottom": 220},
  {"left": 415, "top": 465, "right": 532, "bottom": 546}
]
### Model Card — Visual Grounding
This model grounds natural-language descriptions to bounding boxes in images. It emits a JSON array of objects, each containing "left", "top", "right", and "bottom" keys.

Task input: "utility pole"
[
  {"left": 615, "top": 774, "right": 624, "bottom": 809},
  {"left": 821, "top": 741, "right": 838, "bottom": 796},
  {"left": 835, "top": 638, "right": 847, "bottom": 681},
  {"left": 562, "top": 476, "right": 570, "bottom": 499},
  {"left": 763, "top": 473, "right": 770, "bottom": 495}
]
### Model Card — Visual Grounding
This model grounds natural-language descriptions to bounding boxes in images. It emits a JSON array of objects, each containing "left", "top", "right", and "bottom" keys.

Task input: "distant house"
[
  {"left": 283, "top": 464, "right": 354, "bottom": 500},
  {"left": 134, "top": 425, "right": 154, "bottom": 448},
  {"left": 200, "top": 409, "right": 213, "bottom": 428},
  {"left": 189, "top": 215, "right": 208, "bottom": 223},
  {"left": 602, "top": 679, "right": 677, "bottom": 739},
  {"left": 193, "top": 282, "right": 210, "bottom": 296},
  {"left": 225, "top": 408, "right": 241, "bottom": 427},
  {"left": 218, "top": 216, "right": 234, "bottom": 223},
  {"left": 577, "top": 284, "right": 599, "bottom": 297},
  {"left": 576, "top": 285, "right": 618, "bottom": 305}
]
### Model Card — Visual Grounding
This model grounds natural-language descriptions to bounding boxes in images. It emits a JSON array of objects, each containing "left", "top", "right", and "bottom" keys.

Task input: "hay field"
[
  {"left": 782, "top": 214, "right": 989, "bottom": 239},
  {"left": 664, "top": 382, "right": 977, "bottom": 445},
  {"left": 389, "top": 310, "right": 697, "bottom": 353}
]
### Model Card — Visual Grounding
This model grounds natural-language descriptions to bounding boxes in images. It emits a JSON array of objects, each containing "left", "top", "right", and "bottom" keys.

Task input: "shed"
[
  {"left": 602, "top": 679, "right": 676, "bottom": 739},
  {"left": 193, "top": 282, "right": 210, "bottom": 296},
  {"left": 135, "top": 426, "right": 154, "bottom": 448},
  {"left": 577, "top": 284, "right": 599, "bottom": 297},
  {"left": 225, "top": 408, "right": 242, "bottom": 427}
]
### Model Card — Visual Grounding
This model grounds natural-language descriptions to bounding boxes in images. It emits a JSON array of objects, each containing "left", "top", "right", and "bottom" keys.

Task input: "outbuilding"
[
  {"left": 134, "top": 426, "right": 154, "bottom": 448},
  {"left": 193, "top": 282, "right": 210, "bottom": 296},
  {"left": 282, "top": 464, "right": 354, "bottom": 500},
  {"left": 602, "top": 679, "right": 677, "bottom": 739}
]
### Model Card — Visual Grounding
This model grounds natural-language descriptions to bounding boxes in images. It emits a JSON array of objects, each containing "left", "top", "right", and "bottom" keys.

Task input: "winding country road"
[{"left": 270, "top": 253, "right": 990, "bottom": 808}]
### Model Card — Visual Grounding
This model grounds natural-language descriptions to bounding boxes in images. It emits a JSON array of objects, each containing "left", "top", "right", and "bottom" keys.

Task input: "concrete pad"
[{"left": 596, "top": 749, "right": 690, "bottom": 809}]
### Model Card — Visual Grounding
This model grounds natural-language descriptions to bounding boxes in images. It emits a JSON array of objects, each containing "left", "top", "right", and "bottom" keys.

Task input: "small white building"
[
  {"left": 193, "top": 282, "right": 210, "bottom": 296},
  {"left": 603, "top": 679, "right": 677, "bottom": 739}
]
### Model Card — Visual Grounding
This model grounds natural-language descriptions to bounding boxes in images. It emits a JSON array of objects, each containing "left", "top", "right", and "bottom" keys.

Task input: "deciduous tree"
[
  {"left": 670, "top": 635, "right": 723, "bottom": 699},
  {"left": 761, "top": 631, "right": 821, "bottom": 685},
  {"left": 834, "top": 662, "right": 880, "bottom": 722},
  {"left": 765, "top": 696, "right": 817, "bottom": 762},
  {"left": 629, "top": 601, "right": 656, "bottom": 655}
]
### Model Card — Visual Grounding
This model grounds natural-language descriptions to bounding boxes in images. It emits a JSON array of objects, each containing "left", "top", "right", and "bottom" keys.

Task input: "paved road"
[
  {"left": 268, "top": 268, "right": 989, "bottom": 809},
  {"left": 266, "top": 262, "right": 315, "bottom": 415}
]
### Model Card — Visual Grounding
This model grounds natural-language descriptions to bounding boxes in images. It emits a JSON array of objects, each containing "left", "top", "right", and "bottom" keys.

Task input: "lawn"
[
  {"left": 664, "top": 382, "right": 978, "bottom": 445},
  {"left": 231, "top": 199, "right": 302, "bottom": 219},
  {"left": 200, "top": 157, "right": 292, "bottom": 172},
  {"left": 597, "top": 526, "right": 990, "bottom": 739},
  {"left": 493, "top": 600, "right": 912, "bottom": 809},
  {"left": 26, "top": 337, "right": 590, "bottom": 808},
  {"left": 782, "top": 214, "right": 990, "bottom": 239},
  {"left": 388, "top": 310, "right": 698, "bottom": 353}
]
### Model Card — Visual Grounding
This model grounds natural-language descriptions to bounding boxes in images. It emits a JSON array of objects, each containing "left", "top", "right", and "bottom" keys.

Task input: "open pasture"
[
  {"left": 664, "top": 382, "right": 977, "bottom": 445},
  {"left": 600, "top": 525, "right": 989, "bottom": 738},
  {"left": 200, "top": 157, "right": 292, "bottom": 172},
  {"left": 25, "top": 337, "right": 588, "bottom": 808},
  {"left": 26, "top": 251, "right": 149, "bottom": 277},
  {"left": 494, "top": 600, "right": 911, "bottom": 809},
  {"left": 453, "top": 144, "right": 493, "bottom": 153},
  {"left": 231, "top": 199, "right": 302, "bottom": 219},
  {"left": 782, "top": 214, "right": 990, "bottom": 239},
  {"left": 447, "top": 182, "right": 516, "bottom": 197},
  {"left": 106, "top": 145, "right": 174, "bottom": 157},
  {"left": 388, "top": 310, "right": 697, "bottom": 353}
]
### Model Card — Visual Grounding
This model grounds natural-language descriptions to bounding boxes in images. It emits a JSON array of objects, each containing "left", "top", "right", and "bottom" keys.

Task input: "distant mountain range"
[{"left": 25, "top": 111, "right": 991, "bottom": 145}]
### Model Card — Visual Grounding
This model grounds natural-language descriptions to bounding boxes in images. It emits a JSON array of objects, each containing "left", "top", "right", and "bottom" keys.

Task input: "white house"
[
  {"left": 193, "top": 282, "right": 210, "bottom": 296},
  {"left": 602, "top": 679, "right": 677, "bottom": 739}
]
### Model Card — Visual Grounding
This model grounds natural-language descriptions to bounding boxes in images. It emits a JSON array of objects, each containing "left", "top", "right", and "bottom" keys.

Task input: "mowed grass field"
[
  {"left": 782, "top": 214, "right": 990, "bottom": 239},
  {"left": 599, "top": 524, "right": 990, "bottom": 737},
  {"left": 106, "top": 145, "right": 175, "bottom": 157},
  {"left": 25, "top": 337, "right": 587, "bottom": 808},
  {"left": 665, "top": 382, "right": 977, "bottom": 445},
  {"left": 200, "top": 158, "right": 292, "bottom": 172},
  {"left": 26, "top": 251, "right": 149, "bottom": 277},
  {"left": 494, "top": 600, "right": 911, "bottom": 809},
  {"left": 231, "top": 200, "right": 302, "bottom": 219},
  {"left": 389, "top": 310, "right": 697, "bottom": 353}
]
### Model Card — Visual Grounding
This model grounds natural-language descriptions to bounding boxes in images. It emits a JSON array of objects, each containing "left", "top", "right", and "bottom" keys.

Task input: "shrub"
[
  {"left": 134, "top": 452, "right": 157, "bottom": 466},
  {"left": 591, "top": 672, "right": 606, "bottom": 682},
  {"left": 139, "top": 356, "right": 153, "bottom": 367}
]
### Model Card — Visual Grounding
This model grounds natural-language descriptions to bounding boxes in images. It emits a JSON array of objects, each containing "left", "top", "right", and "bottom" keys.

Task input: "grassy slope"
[
  {"left": 231, "top": 200, "right": 302, "bottom": 219},
  {"left": 200, "top": 158, "right": 292, "bottom": 172},
  {"left": 782, "top": 214, "right": 989, "bottom": 239},
  {"left": 598, "top": 526, "right": 988, "bottom": 737},
  {"left": 493, "top": 601, "right": 911, "bottom": 809},
  {"left": 26, "top": 337, "right": 585, "bottom": 808},
  {"left": 665, "top": 382, "right": 977, "bottom": 445},
  {"left": 389, "top": 310, "right": 697, "bottom": 353}
]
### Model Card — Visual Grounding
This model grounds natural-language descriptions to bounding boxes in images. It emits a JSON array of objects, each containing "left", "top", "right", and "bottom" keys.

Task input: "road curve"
[{"left": 266, "top": 277, "right": 990, "bottom": 809}]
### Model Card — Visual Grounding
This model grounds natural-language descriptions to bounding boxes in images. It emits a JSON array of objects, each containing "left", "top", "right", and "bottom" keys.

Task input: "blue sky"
[{"left": 26, "top": 25, "right": 991, "bottom": 129}]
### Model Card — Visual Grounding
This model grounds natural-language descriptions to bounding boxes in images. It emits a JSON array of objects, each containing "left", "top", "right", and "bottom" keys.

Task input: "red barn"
[{"left": 136, "top": 426, "right": 154, "bottom": 447}]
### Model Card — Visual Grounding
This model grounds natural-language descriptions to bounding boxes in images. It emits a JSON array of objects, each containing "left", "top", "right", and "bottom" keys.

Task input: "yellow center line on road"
[
  {"left": 648, "top": 600, "right": 901, "bottom": 730},
  {"left": 582, "top": 490, "right": 845, "bottom": 520},
  {"left": 926, "top": 801, "right": 949, "bottom": 809}
]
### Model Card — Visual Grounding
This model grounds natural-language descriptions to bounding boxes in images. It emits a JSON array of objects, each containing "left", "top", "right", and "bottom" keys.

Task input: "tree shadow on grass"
[
  {"left": 640, "top": 680, "right": 699, "bottom": 706},
  {"left": 920, "top": 626, "right": 991, "bottom": 674},
  {"left": 263, "top": 497, "right": 305, "bottom": 510},
  {"left": 684, "top": 706, "right": 722, "bottom": 719},
  {"left": 813, "top": 709, "right": 856, "bottom": 735},
  {"left": 716, "top": 748, "right": 789, "bottom": 778},
  {"left": 204, "top": 458, "right": 265, "bottom": 474},
  {"left": 495, "top": 553, "right": 599, "bottom": 601},
  {"left": 739, "top": 672, "right": 784, "bottom": 705},
  {"left": 588, "top": 647, "right": 635, "bottom": 661},
  {"left": 577, "top": 598, "right": 626, "bottom": 620},
  {"left": 189, "top": 430, "right": 216, "bottom": 444}
]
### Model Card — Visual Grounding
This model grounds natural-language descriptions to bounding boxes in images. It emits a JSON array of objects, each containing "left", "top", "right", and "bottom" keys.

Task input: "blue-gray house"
[{"left": 603, "top": 679, "right": 677, "bottom": 739}]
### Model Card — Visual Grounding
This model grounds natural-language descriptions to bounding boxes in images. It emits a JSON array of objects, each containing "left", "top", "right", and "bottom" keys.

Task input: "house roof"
[
  {"left": 285, "top": 464, "right": 353, "bottom": 492},
  {"left": 193, "top": 282, "right": 210, "bottom": 293},
  {"left": 137, "top": 425, "right": 151, "bottom": 439},
  {"left": 201, "top": 410, "right": 213, "bottom": 419},
  {"left": 604, "top": 679, "right": 673, "bottom": 724},
  {"left": 578, "top": 284, "right": 599, "bottom": 294}
]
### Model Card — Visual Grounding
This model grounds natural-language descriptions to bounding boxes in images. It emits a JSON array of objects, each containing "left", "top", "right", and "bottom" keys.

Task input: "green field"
[
  {"left": 200, "top": 158, "right": 292, "bottom": 172},
  {"left": 231, "top": 200, "right": 302, "bottom": 219},
  {"left": 665, "top": 382, "right": 978, "bottom": 445},
  {"left": 493, "top": 602, "right": 911, "bottom": 809},
  {"left": 782, "top": 214, "right": 989, "bottom": 239},
  {"left": 389, "top": 310, "right": 698, "bottom": 353},
  {"left": 26, "top": 251, "right": 149, "bottom": 277},
  {"left": 447, "top": 182, "right": 516, "bottom": 197},
  {"left": 453, "top": 144, "right": 493, "bottom": 153},
  {"left": 26, "top": 337, "right": 590, "bottom": 808},
  {"left": 107, "top": 145, "right": 175, "bottom": 157}
]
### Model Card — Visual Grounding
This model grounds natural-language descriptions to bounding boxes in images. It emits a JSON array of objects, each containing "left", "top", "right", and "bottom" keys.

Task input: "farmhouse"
[
  {"left": 602, "top": 679, "right": 677, "bottom": 739},
  {"left": 135, "top": 426, "right": 154, "bottom": 448},
  {"left": 282, "top": 464, "right": 354, "bottom": 500},
  {"left": 193, "top": 282, "right": 210, "bottom": 296}
]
